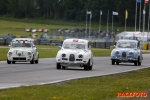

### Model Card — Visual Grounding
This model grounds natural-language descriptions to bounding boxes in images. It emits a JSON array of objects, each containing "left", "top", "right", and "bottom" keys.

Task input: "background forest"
[{"left": 0, "top": 0, "right": 149, "bottom": 27}]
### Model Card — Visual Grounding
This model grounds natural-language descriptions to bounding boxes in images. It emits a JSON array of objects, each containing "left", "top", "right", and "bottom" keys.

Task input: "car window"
[
  {"left": 12, "top": 42, "right": 31, "bottom": 48},
  {"left": 63, "top": 43, "right": 85, "bottom": 49},
  {"left": 117, "top": 42, "right": 136, "bottom": 48}
]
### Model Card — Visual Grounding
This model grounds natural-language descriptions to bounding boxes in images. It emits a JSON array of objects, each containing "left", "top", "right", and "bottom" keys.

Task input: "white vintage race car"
[
  {"left": 56, "top": 39, "right": 94, "bottom": 70},
  {"left": 7, "top": 38, "right": 39, "bottom": 64},
  {"left": 111, "top": 39, "right": 143, "bottom": 66}
]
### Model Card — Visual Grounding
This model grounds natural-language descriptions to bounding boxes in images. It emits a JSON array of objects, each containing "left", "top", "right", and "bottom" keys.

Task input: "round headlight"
[
  {"left": 115, "top": 51, "right": 119, "bottom": 55},
  {"left": 28, "top": 52, "right": 31, "bottom": 55},
  {"left": 8, "top": 52, "right": 12, "bottom": 55},
  {"left": 78, "top": 54, "right": 83, "bottom": 58},
  {"left": 62, "top": 53, "right": 66, "bottom": 57}
]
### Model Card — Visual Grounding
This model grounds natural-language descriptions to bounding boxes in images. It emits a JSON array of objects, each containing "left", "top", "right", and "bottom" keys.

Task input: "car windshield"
[
  {"left": 117, "top": 42, "right": 136, "bottom": 48},
  {"left": 63, "top": 43, "right": 85, "bottom": 49},
  {"left": 12, "top": 42, "right": 31, "bottom": 48}
]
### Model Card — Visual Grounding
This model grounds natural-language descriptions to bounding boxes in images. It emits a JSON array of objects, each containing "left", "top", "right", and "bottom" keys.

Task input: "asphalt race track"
[{"left": 0, "top": 54, "right": 150, "bottom": 89}]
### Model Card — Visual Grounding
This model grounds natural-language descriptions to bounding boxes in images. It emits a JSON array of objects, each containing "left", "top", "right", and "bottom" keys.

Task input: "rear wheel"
[
  {"left": 56, "top": 63, "right": 61, "bottom": 69},
  {"left": 7, "top": 59, "right": 11, "bottom": 64}
]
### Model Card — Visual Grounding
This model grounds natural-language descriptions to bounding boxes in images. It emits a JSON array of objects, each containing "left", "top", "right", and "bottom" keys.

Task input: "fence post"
[
  {"left": 104, "top": 42, "right": 106, "bottom": 49},
  {"left": 94, "top": 42, "right": 96, "bottom": 48},
  {"left": 4, "top": 39, "right": 6, "bottom": 45},
  {"left": 39, "top": 40, "right": 41, "bottom": 45}
]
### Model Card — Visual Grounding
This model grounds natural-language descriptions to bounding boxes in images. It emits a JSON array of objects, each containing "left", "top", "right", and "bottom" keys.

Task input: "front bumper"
[
  {"left": 56, "top": 60, "right": 88, "bottom": 67},
  {"left": 111, "top": 56, "right": 138, "bottom": 62},
  {"left": 7, "top": 55, "right": 33, "bottom": 62}
]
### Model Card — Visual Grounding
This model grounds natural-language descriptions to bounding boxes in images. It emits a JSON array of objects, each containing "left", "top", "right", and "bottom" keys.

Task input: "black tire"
[
  {"left": 35, "top": 59, "right": 38, "bottom": 64},
  {"left": 56, "top": 63, "right": 61, "bottom": 69},
  {"left": 116, "top": 62, "right": 119, "bottom": 65},
  {"left": 12, "top": 61, "right": 15, "bottom": 64},
  {"left": 62, "top": 66, "right": 66, "bottom": 69},
  {"left": 134, "top": 61, "right": 137, "bottom": 66},
  {"left": 84, "top": 60, "right": 90, "bottom": 70},
  {"left": 30, "top": 56, "right": 34, "bottom": 64},
  {"left": 7, "top": 59, "right": 11, "bottom": 64},
  {"left": 138, "top": 57, "right": 141, "bottom": 66},
  {"left": 35, "top": 55, "right": 39, "bottom": 64},
  {"left": 112, "top": 60, "right": 115, "bottom": 65},
  {"left": 89, "top": 61, "right": 93, "bottom": 70}
]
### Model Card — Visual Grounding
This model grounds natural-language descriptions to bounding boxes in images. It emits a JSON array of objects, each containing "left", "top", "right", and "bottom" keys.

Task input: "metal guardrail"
[{"left": 0, "top": 39, "right": 116, "bottom": 49}]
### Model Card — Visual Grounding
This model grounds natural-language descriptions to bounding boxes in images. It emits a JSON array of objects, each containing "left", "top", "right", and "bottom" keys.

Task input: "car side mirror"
[
  {"left": 32, "top": 45, "right": 35, "bottom": 48},
  {"left": 114, "top": 45, "right": 116, "bottom": 48},
  {"left": 59, "top": 46, "right": 62, "bottom": 49},
  {"left": 89, "top": 46, "right": 91, "bottom": 50}
]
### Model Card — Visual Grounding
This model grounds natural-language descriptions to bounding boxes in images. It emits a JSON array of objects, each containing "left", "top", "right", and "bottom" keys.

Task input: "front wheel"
[
  {"left": 112, "top": 60, "right": 115, "bottom": 65},
  {"left": 89, "top": 60, "right": 93, "bottom": 70},
  {"left": 12, "top": 61, "right": 15, "bottom": 64},
  {"left": 30, "top": 56, "right": 35, "bottom": 64},
  {"left": 7, "top": 59, "right": 11, "bottom": 64},
  {"left": 138, "top": 57, "right": 141, "bottom": 66},
  {"left": 56, "top": 63, "right": 61, "bottom": 69},
  {"left": 134, "top": 61, "right": 137, "bottom": 66},
  {"left": 35, "top": 55, "right": 39, "bottom": 64},
  {"left": 116, "top": 62, "right": 119, "bottom": 65},
  {"left": 84, "top": 60, "right": 90, "bottom": 70}
]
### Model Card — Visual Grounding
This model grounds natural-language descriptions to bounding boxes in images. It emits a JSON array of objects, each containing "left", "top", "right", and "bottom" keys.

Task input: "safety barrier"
[{"left": 0, "top": 38, "right": 116, "bottom": 49}]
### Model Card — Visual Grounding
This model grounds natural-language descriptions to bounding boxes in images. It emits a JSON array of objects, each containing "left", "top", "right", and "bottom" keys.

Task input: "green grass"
[{"left": 0, "top": 68, "right": 150, "bottom": 100}]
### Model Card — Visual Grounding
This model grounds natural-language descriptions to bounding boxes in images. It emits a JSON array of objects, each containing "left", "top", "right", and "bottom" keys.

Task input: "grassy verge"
[{"left": 0, "top": 68, "right": 150, "bottom": 100}]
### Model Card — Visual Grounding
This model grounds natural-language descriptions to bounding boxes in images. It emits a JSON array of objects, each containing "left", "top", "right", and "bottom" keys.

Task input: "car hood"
[
  {"left": 59, "top": 49, "right": 87, "bottom": 54},
  {"left": 8, "top": 48, "right": 32, "bottom": 52},
  {"left": 113, "top": 48, "right": 137, "bottom": 53}
]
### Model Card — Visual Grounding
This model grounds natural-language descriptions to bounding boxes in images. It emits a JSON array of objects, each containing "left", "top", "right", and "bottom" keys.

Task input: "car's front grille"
[
  {"left": 69, "top": 54, "right": 75, "bottom": 61},
  {"left": 76, "top": 59, "right": 82, "bottom": 61},
  {"left": 13, "top": 57, "right": 26, "bottom": 60},
  {"left": 62, "top": 58, "right": 68, "bottom": 60},
  {"left": 122, "top": 52, "right": 126, "bottom": 57},
  {"left": 127, "top": 56, "right": 133, "bottom": 58}
]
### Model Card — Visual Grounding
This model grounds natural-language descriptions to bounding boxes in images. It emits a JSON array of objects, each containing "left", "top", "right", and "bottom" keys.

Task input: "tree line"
[{"left": 0, "top": 0, "right": 149, "bottom": 27}]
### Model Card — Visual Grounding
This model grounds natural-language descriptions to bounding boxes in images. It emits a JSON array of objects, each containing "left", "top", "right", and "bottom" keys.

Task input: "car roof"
[
  {"left": 117, "top": 39, "right": 138, "bottom": 43},
  {"left": 12, "top": 38, "right": 34, "bottom": 42},
  {"left": 63, "top": 39, "right": 89, "bottom": 44}
]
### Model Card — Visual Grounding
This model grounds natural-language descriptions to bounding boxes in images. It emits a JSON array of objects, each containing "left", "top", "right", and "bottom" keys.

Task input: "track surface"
[{"left": 0, "top": 54, "right": 150, "bottom": 89}]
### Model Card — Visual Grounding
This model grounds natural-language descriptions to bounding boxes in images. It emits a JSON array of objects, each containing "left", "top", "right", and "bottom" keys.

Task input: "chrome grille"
[
  {"left": 13, "top": 57, "right": 26, "bottom": 60},
  {"left": 122, "top": 52, "right": 126, "bottom": 57},
  {"left": 62, "top": 58, "right": 68, "bottom": 60},
  {"left": 76, "top": 59, "right": 82, "bottom": 61},
  {"left": 69, "top": 54, "right": 75, "bottom": 61}
]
